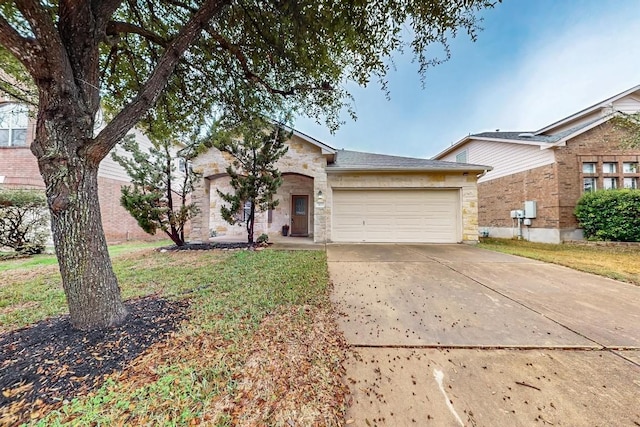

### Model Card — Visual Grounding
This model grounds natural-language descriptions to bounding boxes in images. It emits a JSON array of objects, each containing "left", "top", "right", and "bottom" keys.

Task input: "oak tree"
[{"left": 0, "top": 0, "right": 496, "bottom": 330}]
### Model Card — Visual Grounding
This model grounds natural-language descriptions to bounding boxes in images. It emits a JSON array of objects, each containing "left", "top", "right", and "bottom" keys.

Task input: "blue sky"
[{"left": 294, "top": 0, "right": 640, "bottom": 159}]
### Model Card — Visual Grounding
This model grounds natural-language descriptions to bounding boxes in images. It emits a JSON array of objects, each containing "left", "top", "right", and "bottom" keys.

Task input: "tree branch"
[
  {"left": 207, "top": 28, "right": 333, "bottom": 96},
  {"left": 0, "top": 14, "right": 42, "bottom": 71},
  {"left": 14, "top": 0, "right": 66, "bottom": 69},
  {"left": 90, "top": 0, "right": 232, "bottom": 162},
  {"left": 106, "top": 21, "right": 169, "bottom": 47}
]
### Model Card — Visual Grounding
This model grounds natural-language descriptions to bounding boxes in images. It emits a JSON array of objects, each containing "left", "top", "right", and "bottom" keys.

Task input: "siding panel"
[{"left": 440, "top": 141, "right": 555, "bottom": 183}]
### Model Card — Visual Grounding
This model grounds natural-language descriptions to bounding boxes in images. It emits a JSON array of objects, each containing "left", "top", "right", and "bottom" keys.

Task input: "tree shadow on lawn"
[{"left": 0, "top": 296, "right": 188, "bottom": 426}]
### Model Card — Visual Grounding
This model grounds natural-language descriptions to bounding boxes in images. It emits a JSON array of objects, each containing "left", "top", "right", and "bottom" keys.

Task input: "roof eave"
[
  {"left": 432, "top": 135, "right": 472, "bottom": 159},
  {"left": 544, "top": 115, "right": 611, "bottom": 149},
  {"left": 326, "top": 166, "right": 492, "bottom": 173},
  {"left": 535, "top": 84, "right": 640, "bottom": 135}
]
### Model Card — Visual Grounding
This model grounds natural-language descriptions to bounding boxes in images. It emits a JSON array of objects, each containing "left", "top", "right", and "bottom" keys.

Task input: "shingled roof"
[
  {"left": 327, "top": 149, "right": 490, "bottom": 172},
  {"left": 470, "top": 116, "right": 603, "bottom": 144}
]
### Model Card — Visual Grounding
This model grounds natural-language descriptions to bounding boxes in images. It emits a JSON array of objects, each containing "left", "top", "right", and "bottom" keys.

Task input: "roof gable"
[
  {"left": 434, "top": 84, "right": 640, "bottom": 160},
  {"left": 535, "top": 84, "right": 640, "bottom": 135}
]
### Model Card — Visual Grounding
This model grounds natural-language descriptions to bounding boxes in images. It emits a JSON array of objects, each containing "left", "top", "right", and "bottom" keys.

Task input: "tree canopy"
[
  {"left": 611, "top": 112, "right": 640, "bottom": 148},
  {"left": 0, "top": 0, "right": 498, "bottom": 330}
]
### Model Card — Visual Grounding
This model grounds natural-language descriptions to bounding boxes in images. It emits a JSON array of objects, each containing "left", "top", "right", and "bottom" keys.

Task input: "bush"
[
  {"left": 0, "top": 189, "right": 49, "bottom": 254},
  {"left": 256, "top": 233, "right": 269, "bottom": 245},
  {"left": 575, "top": 189, "right": 640, "bottom": 242}
]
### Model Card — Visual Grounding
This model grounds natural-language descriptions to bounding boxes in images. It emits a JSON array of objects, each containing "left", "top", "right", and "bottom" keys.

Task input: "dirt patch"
[{"left": 0, "top": 296, "right": 188, "bottom": 426}]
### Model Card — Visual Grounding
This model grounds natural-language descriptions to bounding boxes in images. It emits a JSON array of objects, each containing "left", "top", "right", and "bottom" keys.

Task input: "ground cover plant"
[
  {"left": 0, "top": 247, "right": 349, "bottom": 425},
  {"left": 478, "top": 238, "right": 640, "bottom": 285}
]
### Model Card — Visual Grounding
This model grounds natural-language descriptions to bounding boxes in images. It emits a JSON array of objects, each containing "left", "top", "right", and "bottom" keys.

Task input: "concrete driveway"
[{"left": 328, "top": 244, "right": 640, "bottom": 426}]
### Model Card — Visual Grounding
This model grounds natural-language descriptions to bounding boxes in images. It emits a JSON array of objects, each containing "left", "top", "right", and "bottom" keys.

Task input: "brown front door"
[{"left": 291, "top": 195, "right": 309, "bottom": 236}]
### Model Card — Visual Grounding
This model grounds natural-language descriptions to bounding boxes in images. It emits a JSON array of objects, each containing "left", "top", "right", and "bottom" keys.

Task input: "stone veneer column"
[
  {"left": 313, "top": 178, "right": 328, "bottom": 243},
  {"left": 189, "top": 177, "right": 211, "bottom": 243}
]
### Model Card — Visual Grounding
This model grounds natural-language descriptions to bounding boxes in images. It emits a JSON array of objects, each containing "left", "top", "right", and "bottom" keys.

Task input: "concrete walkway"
[{"left": 328, "top": 244, "right": 640, "bottom": 426}]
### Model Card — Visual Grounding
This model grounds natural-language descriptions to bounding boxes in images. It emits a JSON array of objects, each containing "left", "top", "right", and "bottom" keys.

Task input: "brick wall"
[
  {"left": 478, "top": 163, "right": 559, "bottom": 228},
  {"left": 0, "top": 147, "right": 44, "bottom": 188},
  {"left": 0, "top": 147, "right": 162, "bottom": 243},
  {"left": 98, "top": 176, "right": 168, "bottom": 243},
  {"left": 555, "top": 122, "right": 640, "bottom": 228},
  {"left": 479, "top": 122, "right": 640, "bottom": 232}
]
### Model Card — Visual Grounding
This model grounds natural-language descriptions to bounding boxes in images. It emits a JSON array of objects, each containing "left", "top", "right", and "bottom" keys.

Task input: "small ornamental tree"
[
  {"left": 216, "top": 121, "right": 289, "bottom": 244},
  {"left": 575, "top": 189, "right": 640, "bottom": 242},
  {"left": 0, "top": 189, "right": 48, "bottom": 254},
  {"left": 112, "top": 137, "right": 199, "bottom": 246}
]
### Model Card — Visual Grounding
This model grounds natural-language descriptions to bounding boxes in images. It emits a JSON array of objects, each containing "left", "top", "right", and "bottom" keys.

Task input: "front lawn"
[
  {"left": 478, "top": 238, "right": 640, "bottom": 285},
  {"left": 0, "top": 247, "right": 348, "bottom": 426}
]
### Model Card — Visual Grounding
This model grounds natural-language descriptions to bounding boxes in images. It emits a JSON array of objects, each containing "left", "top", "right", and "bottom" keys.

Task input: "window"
[
  {"left": 455, "top": 150, "right": 468, "bottom": 163},
  {"left": 582, "top": 163, "right": 596, "bottom": 174},
  {"left": 603, "top": 177, "right": 617, "bottom": 189},
  {"left": 602, "top": 162, "right": 617, "bottom": 173},
  {"left": 583, "top": 177, "right": 597, "bottom": 192},
  {"left": 623, "top": 162, "right": 638, "bottom": 173},
  {"left": 623, "top": 177, "right": 638, "bottom": 189},
  {"left": 0, "top": 103, "right": 28, "bottom": 147},
  {"left": 178, "top": 158, "right": 187, "bottom": 173}
]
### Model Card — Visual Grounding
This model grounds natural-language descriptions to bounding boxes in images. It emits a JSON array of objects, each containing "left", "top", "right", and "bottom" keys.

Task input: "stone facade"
[
  {"left": 191, "top": 134, "right": 482, "bottom": 244},
  {"left": 190, "top": 134, "right": 328, "bottom": 242},
  {"left": 479, "top": 122, "right": 640, "bottom": 243}
]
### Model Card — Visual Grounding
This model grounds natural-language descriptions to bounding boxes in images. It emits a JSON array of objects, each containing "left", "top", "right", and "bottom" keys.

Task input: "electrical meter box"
[{"left": 524, "top": 201, "right": 537, "bottom": 219}]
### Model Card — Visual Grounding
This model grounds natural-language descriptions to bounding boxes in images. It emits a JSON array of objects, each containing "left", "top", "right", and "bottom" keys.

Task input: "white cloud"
[{"left": 471, "top": 4, "right": 640, "bottom": 133}]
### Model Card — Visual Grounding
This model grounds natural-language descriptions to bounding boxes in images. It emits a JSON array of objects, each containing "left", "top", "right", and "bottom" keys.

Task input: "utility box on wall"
[{"left": 524, "top": 201, "right": 537, "bottom": 219}]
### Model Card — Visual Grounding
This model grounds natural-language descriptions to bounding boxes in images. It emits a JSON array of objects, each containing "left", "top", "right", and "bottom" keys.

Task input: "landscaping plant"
[
  {"left": 112, "top": 137, "right": 199, "bottom": 247},
  {"left": 575, "top": 189, "right": 640, "bottom": 242},
  {"left": 215, "top": 121, "right": 289, "bottom": 244},
  {"left": 0, "top": 189, "right": 48, "bottom": 255}
]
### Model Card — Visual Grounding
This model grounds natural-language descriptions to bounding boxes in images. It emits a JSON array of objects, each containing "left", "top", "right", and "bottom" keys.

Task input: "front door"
[{"left": 291, "top": 195, "right": 309, "bottom": 236}]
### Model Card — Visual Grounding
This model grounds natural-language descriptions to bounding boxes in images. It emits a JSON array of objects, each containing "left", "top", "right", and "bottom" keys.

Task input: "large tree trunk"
[
  {"left": 44, "top": 159, "right": 128, "bottom": 329},
  {"left": 34, "top": 102, "right": 127, "bottom": 330}
]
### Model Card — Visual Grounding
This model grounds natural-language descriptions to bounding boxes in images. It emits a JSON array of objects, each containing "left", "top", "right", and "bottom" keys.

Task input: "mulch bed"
[
  {"left": 0, "top": 296, "right": 189, "bottom": 426},
  {"left": 158, "top": 242, "right": 253, "bottom": 251}
]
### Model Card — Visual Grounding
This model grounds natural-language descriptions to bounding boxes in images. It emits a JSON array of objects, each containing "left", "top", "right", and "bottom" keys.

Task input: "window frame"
[
  {"left": 582, "top": 162, "right": 596, "bottom": 174},
  {"left": 603, "top": 177, "right": 617, "bottom": 190},
  {"left": 583, "top": 177, "right": 597, "bottom": 193},
  {"left": 623, "top": 177, "right": 638, "bottom": 189},
  {"left": 0, "top": 103, "right": 29, "bottom": 147},
  {"left": 623, "top": 162, "right": 638, "bottom": 174},
  {"left": 602, "top": 162, "right": 617, "bottom": 174}
]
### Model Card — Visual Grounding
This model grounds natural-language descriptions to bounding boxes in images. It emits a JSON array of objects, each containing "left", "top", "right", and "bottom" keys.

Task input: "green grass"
[
  {"left": 0, "top": 240, "right": 170, "bottom": 272},
  {"left": 478, "top": 238, "right": 640, "bottom": 285},
  {"left": 2, "top": 248, "right": 334, "bottom": 425}
]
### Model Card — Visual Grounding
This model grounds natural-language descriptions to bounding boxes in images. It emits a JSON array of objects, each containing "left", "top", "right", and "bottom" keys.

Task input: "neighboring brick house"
[
  {"left": 191, "top": 129, "right": 490, "bottom": 244},
  {"left": 0, "top": 99, "right": 170, "bottom": 242},
  {"left": 433, "top": 85, "right": 640, "bottom": 243}
]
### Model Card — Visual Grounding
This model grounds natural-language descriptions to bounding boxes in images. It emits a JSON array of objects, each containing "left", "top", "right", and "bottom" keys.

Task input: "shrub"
[
  {"left": 575, "top": 189, "right": 640, "bottom": 242},
  {"left": 256, "top": 233, "right": 269, "bottom": 245},
  {"left": 0, "top": 189, "right": 49, "bottom": 253}
]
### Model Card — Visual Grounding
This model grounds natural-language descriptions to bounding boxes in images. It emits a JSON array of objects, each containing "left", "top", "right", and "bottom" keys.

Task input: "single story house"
[
  {"left": 433, "top": 84, "right": 640, "bottom": 243},
  {"left": 189, "top": 129, "right": 491, "bottom": 244}
]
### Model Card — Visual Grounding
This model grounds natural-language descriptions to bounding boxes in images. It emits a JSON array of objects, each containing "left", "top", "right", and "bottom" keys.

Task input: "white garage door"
[{"left": 332, "top": 189, "right": 460, "bottom": 243}]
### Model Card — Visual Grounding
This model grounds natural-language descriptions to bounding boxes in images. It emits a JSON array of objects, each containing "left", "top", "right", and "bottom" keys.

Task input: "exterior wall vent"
[{"left": 518, "top": 133, "right": 535, "bottom": 138}]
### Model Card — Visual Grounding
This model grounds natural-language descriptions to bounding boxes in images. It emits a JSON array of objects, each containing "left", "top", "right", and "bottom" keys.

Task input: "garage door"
[{"left": 332, "top": 189, "right": 460, "bottom": 243}]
